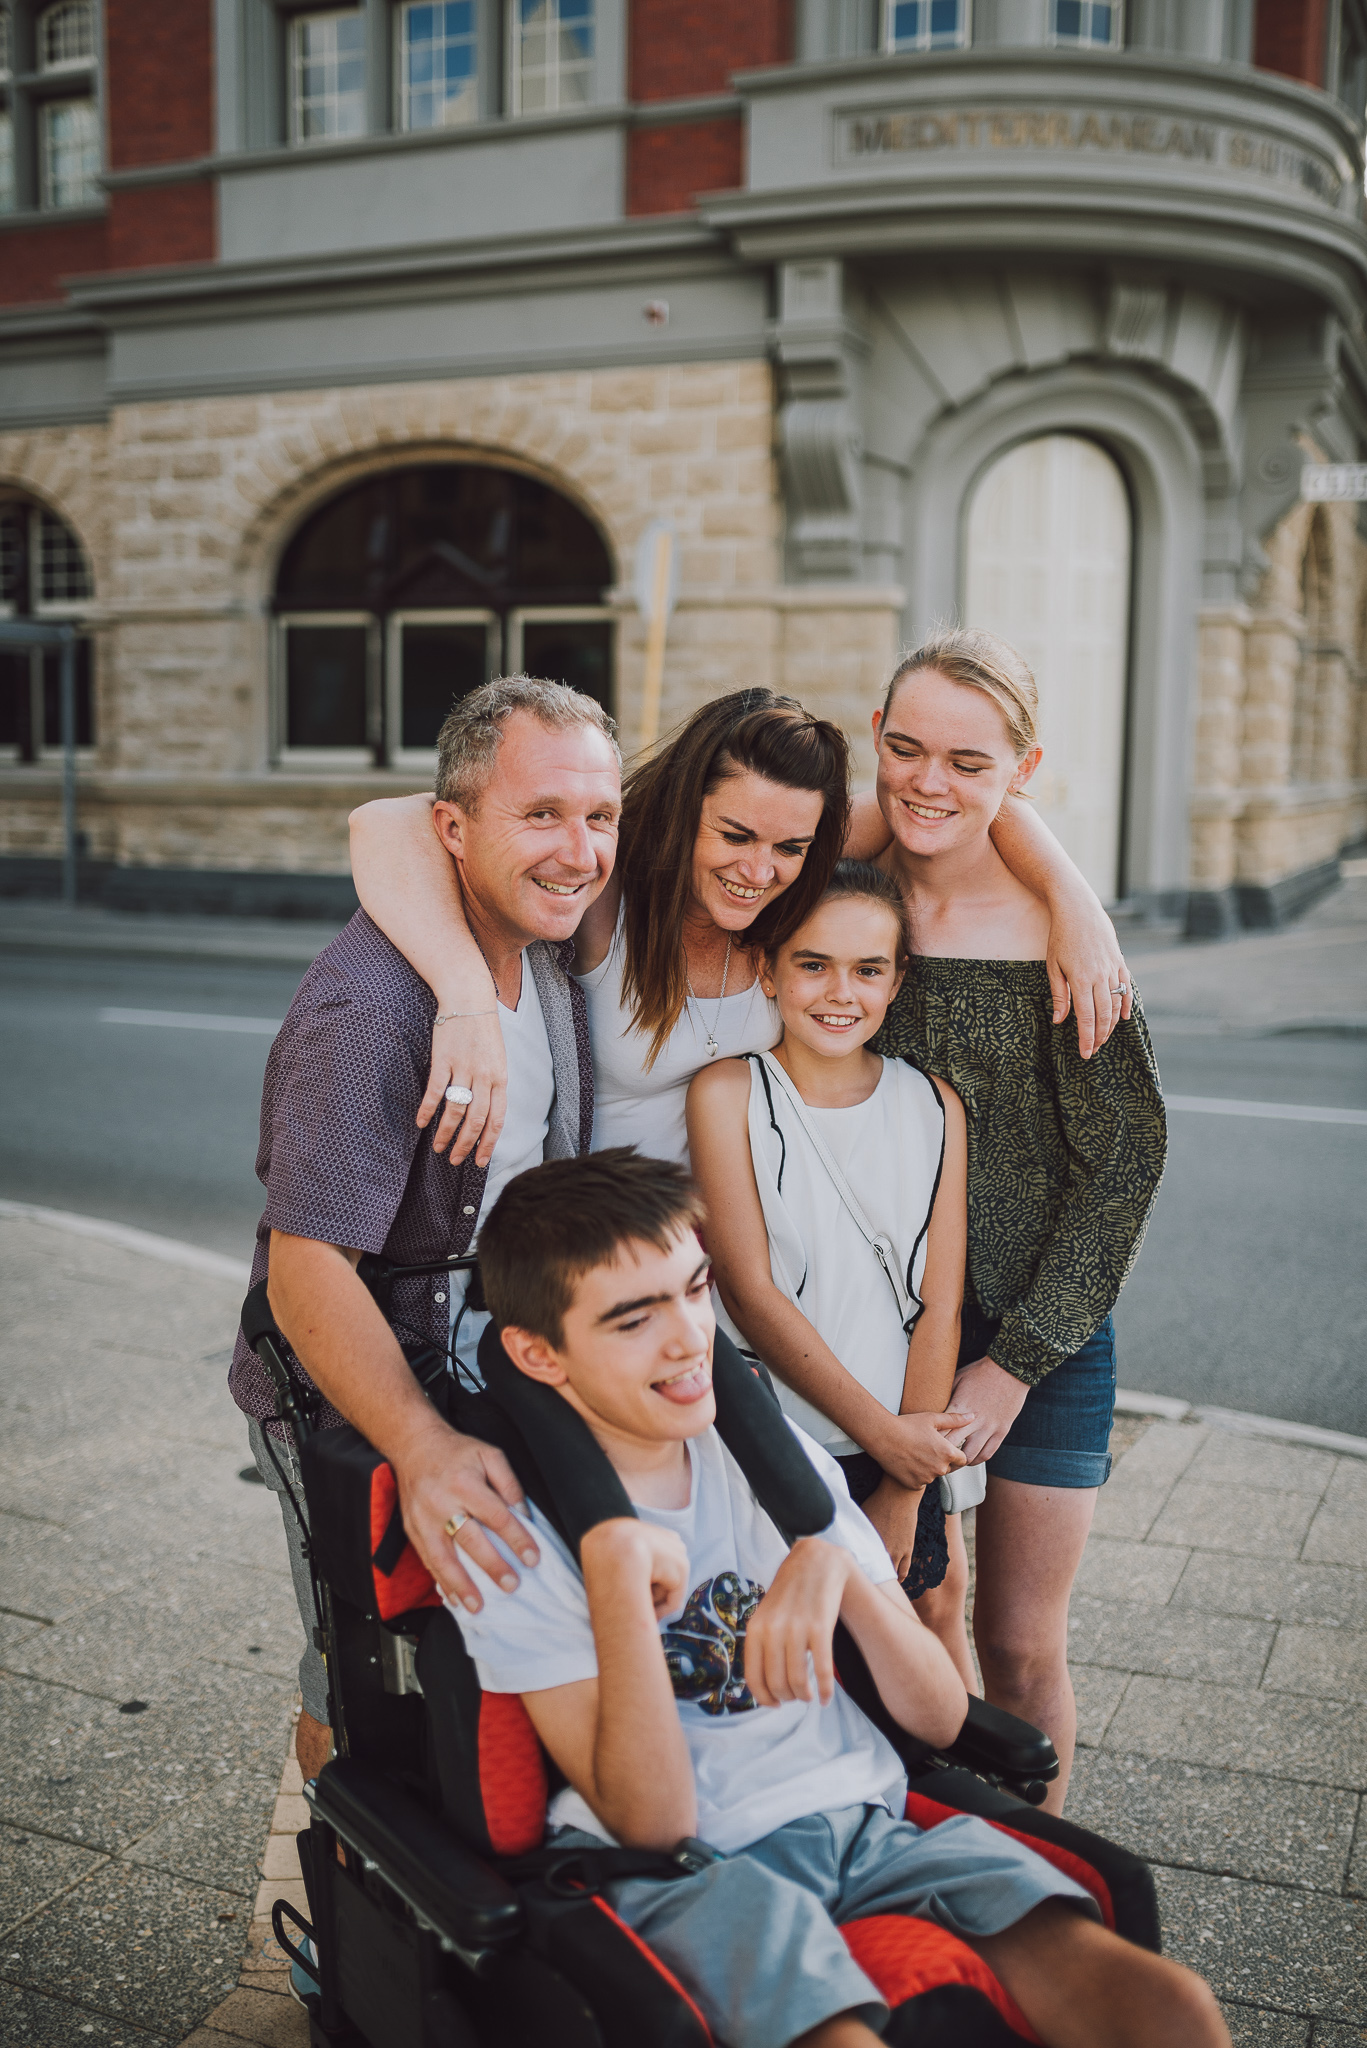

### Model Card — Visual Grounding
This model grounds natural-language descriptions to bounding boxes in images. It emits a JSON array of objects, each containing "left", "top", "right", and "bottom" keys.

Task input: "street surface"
[{"left": 1, "top": 886, "right": 1364, "bottom": 1433}]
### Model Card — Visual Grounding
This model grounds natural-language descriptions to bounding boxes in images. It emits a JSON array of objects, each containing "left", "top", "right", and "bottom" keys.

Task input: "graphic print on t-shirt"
[{"left": 661, "top": 1570, "right": 764, "bottom": 1715}]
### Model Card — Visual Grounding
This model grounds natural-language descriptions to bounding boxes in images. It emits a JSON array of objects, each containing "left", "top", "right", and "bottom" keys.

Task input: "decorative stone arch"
[
  {"left": 234, "top": 436, "right": 624, "bottom": 609},
  {"left": 900, "top": 363, "right": 1209, "bottom": 902}
]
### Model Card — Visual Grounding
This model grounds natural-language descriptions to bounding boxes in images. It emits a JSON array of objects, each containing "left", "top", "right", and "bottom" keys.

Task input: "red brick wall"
[
  {"left": 629, "top": 0, "right": 791, "bottom": 101},
  {"left": 108, "top": 182, "right": 216, "bottom": 270},
  {"left": 105, "top": 0, "right": 215, "bottom": 169},
  {"left": 1253, "top": 0, "right": 1330, "bottom": 88},
  {"left": 0, "top": 216, "right": 109, "bottom": 306},
  {"left": 627, "top": 117, "right": 745, "bottom": 215}
]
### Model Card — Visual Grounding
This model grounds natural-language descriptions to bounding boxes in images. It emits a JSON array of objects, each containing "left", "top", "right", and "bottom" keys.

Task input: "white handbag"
[{"left": 757, "top": 1055, "right": 984, "bottom": 1513}]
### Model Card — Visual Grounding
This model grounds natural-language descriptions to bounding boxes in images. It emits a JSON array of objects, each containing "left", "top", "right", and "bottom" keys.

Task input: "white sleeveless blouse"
[
  {"left": 715, "top": 1052, "right": 946, "bottom": 1456},
  {"left": 575, "top": 912, "right": 780, "bottom": 1166}
]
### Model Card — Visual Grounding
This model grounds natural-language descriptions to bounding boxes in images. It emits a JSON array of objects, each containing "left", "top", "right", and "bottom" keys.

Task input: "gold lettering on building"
[{"left": 837, "top": 105, "right": 1341, "bottom": 205}]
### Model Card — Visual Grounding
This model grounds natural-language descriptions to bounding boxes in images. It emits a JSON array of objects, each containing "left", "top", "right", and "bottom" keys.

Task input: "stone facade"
[
  {"left": 0, "top": 361, "right": 903, "bottom": 876},
  {"left": 1190, "top": 488, "right": 1367, "bottom": 929}
]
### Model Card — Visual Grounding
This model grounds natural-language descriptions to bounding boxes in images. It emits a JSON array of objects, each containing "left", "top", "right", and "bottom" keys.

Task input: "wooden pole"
[{"left": 636, "top": 526, "right": 674, "bottom": 756}]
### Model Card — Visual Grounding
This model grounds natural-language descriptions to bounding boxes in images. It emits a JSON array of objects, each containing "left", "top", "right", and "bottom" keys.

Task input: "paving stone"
[
  {"left": 1187, "top": 1435, "right": 1338, "bottom": 1496},
  {"left": 1088, "top": 1482, "right": 1173, "bottom": 1542},
  {"left": 0, "top": 1607, "right": 52, "bottom": 1658},
  {"left": 1071, "top": 1536, "right": 1190, "bottom": 1606},
  {"left": 1312, "top": 2026, "right": 1367, "bottom": 2046},
  {"left": 1303, "top": 1496, "right": 1367, "bottom": 1569},
  {"left": 1263, "top": 1625, "right": 1367, "bottom": 1706},
  {"left": 1112, "top": 1421, "right": 1210, "bottom": 1487},
  {"left": 1065, "top": 1751, "right": 1357, "bottom": 1890},
  {"left": 1153, "top": 1865, "right": 1367, "bottom": 2021},
  {"left": 6, "top": 1858, "right": 246, "bottom": 2037},
  {"left": 1148, "top": 1481, "right": 1319, "bottom": 1559},
  {"left": 123, "top": 1772, "right": 279, "bottom": 1898},
  {"left": 269, "top": 1795, "right": 308, "bottom": 1835},
  {"left": 1172, "top": 1554, "right": 1367, "bottom": 1629},
  {"left": 8, "top": 1568, "right": 299, "bottom": 1697},
  {"left": 1323, "top": 1462, "right": 1367, "bottom": 1510},
  {"left": 1220, "top": 2006, "right": 1311, "bottom": 2047},
  {"left": 253, "top": 1876, "right": 308, "bottom": 1926},
  {"left": 1348, "top": 1806, "right": 1367, "bottom": 1897},
  {"left": 1103, "top": 1676, "right": 1367, "bottom": 1788},
  {"left": 0, "top": 1817, "right": 107, "bottom": 1930},
  {"left": 1067, "top": 1595, "right": 1274, "bottom": 1684},
  {"left": 258, "top": 1833, "right": 301, "bottom": 1883},
  {"left": 0, "top": 1983, "right": 164, "bottom": 2043},
  {"left": 197, "top": 1985, "right": 309, "bottom": 2044},
  {"left": 0, "top": 1509, "right": 136, "bottom": 1625},
  {"left": 1070, "top": 1663, "right": 1131, "bottom": 1747}
]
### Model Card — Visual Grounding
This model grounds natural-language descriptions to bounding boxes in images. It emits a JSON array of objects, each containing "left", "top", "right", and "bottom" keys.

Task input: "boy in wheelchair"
[{"left": 454, "top": 1148, "right": 1229, "bottom": 2048}]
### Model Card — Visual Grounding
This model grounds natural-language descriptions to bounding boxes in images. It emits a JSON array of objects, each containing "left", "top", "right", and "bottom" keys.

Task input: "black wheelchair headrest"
[{"left": 474, "top": 1320, "right": 834, "bottom": 1563}]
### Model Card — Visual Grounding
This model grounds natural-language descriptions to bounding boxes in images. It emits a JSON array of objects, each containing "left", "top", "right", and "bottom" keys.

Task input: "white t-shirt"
[
  {"left": 449, "top": 961, "right": 555, "bottom": 1378},
  {"left": 575, "top": 911, "right": 780, "bottom": 1166},
  {"left": 446, "top": 1421, "right": 907, "bottom": 1855}
]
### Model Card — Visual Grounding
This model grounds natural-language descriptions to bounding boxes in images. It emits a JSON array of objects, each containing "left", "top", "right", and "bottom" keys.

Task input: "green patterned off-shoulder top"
[{"left": 873, "top": 958, "right": 1167, "bottom": 1387}]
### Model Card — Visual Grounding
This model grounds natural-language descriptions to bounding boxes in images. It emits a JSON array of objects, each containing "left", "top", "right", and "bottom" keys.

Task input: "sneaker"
[{"left": 288, "top": 1934, "right": 320, "bottom": 2006}]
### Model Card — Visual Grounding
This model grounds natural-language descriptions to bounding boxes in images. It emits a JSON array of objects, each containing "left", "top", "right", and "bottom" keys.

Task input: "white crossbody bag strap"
[{"left": 757, "top": 1053, "right": 918, "bottom": 1337}]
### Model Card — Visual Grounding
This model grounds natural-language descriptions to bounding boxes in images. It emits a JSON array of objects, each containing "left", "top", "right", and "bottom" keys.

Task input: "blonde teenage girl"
[{"left": 687, "top": 860, "right": 976, "bottom": 1689}]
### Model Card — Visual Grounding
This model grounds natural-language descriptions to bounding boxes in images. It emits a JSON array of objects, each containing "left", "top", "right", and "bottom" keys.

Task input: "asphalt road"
[{"left": 1, "top": 947, "right": 1364, "bottom": 1434}]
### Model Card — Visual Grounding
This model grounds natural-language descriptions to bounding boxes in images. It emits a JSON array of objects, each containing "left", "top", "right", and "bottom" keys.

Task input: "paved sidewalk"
[
  {"left": 2, "top": 1214, "right": 1363, "bottom": 2047},
  {"left": 1122, "top": 868, "right": 1367, "bottom": 1035},
  {"left": 0, "top": 1214, "right": 298, "bottom": 2046}
]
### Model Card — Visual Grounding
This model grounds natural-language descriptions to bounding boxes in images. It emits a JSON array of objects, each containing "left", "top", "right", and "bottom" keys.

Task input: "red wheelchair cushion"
[
  {"left": 904, "top": 1791, "right": 1115, "bottom": 1931},
  {"left": 477, "top": 1693, "right": 547, "bottom": 1856},
  {"left": 842, "top": 1915, "right": 1040, "bottom": 2043},
  {"left": 368, "top": 1462, "right": 441, "bottom": 1620}
]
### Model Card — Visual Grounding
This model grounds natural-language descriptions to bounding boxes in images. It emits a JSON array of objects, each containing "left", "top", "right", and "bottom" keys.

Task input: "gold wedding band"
[{"left": 443, "top": 1511, "right": 468, "bottom": 1539}]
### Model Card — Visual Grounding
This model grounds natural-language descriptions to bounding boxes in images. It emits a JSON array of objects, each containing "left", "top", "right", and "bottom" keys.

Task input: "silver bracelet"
[{"left": 434, "top": 1009, "right": 497, "bottom": 1025}]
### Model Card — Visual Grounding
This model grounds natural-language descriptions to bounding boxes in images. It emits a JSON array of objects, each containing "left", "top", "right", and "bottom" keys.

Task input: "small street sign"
[{"left": 1301, "top": 463, "right": 1367, "bottom": 502}]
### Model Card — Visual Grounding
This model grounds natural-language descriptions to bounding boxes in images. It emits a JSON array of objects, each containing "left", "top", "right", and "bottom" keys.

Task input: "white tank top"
[
  {"left": 575, "top": 911, "right": 780, "bottom": 1166},
  {"left": 715, "top": 1051, "right": 946, "bottom": 1456}
]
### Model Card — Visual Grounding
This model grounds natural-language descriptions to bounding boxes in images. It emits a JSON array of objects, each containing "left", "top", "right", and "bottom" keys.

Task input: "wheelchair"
[{"left": 241, "top": 1256, "right": 1159, "bottom": 2048}]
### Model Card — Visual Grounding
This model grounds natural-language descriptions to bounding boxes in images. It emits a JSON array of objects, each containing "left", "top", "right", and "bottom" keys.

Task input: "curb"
[
  {"left": 0, "top": 1198, "right": 251, "bottom": 1283},
  {"left": 1115, "top": 1386, "right": 1367, "bottom": 1460}
]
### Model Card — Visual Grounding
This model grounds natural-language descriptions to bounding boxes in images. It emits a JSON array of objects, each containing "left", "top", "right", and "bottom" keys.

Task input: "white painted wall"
[{"left": 964, "top": 433, "right": 1131, "bottom": 900}]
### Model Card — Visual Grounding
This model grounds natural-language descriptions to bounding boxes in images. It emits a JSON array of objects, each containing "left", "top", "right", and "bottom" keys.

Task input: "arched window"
[
  {"left": 273, "top": 463, "right": 614, "bottom": 766},
  {"left": 1293, "top": 512, "right": 1330, "bottom": 784},
  {"left": 0, "top": 493, "right": 94, "bottom": 760}
]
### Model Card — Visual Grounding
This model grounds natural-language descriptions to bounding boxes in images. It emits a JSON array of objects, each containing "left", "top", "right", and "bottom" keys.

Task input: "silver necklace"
[{"left": 685, "top": 933, "right": 732, "bottom": 1059}]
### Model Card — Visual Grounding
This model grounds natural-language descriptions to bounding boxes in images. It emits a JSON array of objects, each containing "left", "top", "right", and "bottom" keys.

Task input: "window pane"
[
  {"left": 286, "top": 625, "right": 369, "bottom": 747},
  {"left": 0, "top": 503, "right": 23, "bottom": 604},
  {"left": 38, "top": 0, "right": 94, "bottom": 69},
  {"left": 514, "top": 0, "right": 595, "bottom": 115},
  {"left": 886, "top": 0, "right": 964, "bottom": 49},
  {"left": 41, "top": 636, "right": 93, "bottom": 746},
  {"left": 0, "top": 650, "right": 28, "bottom": 748},
  {"left": 291, "top": 11, "right": 367, "bottom": 144},
  {"left": 0, "top": 4, "right": 11, "bottom": 79},
  {"left": 41, "top": 98, "right": 100, "bottom": 208},
  {"left": 39, "top": 509, "right": 92, "bottom": 604},
  {"left": 398, "top": 622, "right": 490, "bottom": 749},
  {"left": 400, "top": 0, "right": 478, "bottom": 129},
  {"left": 1053, "top": 0, "right": 1120, "bottom": 42},
  {"left": 519, "top": 619, "right": 612, "bottom": 713},
  {"left": 0, "top": 113, "right": 13, "bottom": 215}
]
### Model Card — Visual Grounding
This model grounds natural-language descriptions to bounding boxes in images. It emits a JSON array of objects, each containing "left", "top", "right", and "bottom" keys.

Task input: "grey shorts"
[
  {"left": 555, "top": 1800, "right": 1097, "bottom": 2048},
  {"left": 247, "top": 1418, "right": 330, "bottom": 1725}
]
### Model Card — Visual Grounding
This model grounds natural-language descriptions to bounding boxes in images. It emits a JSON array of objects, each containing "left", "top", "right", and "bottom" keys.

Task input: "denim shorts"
[{"left": 960, "top": 1306, "right": 1116, "bottom": 1491}]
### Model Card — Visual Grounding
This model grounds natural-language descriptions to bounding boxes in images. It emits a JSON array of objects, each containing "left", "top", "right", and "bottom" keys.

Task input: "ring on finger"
[
  {"left": 445, "top": 1085, "right": 475, "bottom": 1106},
  {"left": 444, "top": 1511, "right": 468, "bottom": 1539}
]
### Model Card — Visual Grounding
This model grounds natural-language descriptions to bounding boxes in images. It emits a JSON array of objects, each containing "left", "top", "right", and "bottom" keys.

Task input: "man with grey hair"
[{"left": 229, "top": 676, "right": 620, "bottom": 1802}]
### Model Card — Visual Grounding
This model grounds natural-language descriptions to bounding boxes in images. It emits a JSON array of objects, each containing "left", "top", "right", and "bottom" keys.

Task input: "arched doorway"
[
  {"left": 273, "top": 463, "right": 614, "bottom": 767},
  {"left": 964, "top": 435, "right": 1132, "bottom": 901}
]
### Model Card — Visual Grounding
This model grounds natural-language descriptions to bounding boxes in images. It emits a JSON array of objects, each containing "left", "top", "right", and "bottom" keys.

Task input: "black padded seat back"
[{"left": 473, "top": 1320, "right": 835, "bottom": 1560}]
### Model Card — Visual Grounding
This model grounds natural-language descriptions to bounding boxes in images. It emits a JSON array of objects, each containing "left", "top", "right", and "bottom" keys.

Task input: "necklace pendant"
[{"left": 706, "top": 1035, "right": 719, "bottom": 1059}]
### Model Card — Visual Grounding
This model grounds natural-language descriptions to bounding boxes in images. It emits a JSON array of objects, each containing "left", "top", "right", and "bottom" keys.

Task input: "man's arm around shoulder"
[
  {"left": 267, "top": 1231, "right": 538, "bottom": 1612},
  {"left": 520, "top": 1519, "right": 696, "bottom": 1851}
]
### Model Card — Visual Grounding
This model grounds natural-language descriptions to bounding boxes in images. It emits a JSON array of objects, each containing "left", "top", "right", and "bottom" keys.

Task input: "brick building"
[{"left": 1, "top": 0, "right": 1365, "bottom": 930}]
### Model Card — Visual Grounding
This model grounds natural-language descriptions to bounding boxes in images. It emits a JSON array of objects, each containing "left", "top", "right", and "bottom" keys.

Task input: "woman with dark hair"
[
  {"left": 350, "top": 679, "right": 1129, "bottom": 1169},
  {"left": 353, "top": 687, "right": 848, "bottom": 1166}
]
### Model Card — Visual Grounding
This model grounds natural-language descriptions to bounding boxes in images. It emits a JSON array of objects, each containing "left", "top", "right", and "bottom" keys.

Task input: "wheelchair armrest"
[
  {"left": 308, "top": 1758, "right": 523, "bottom": 1954},
  {"left": 943, "top": 1696, "right": 1059, "bottom": 1787}
]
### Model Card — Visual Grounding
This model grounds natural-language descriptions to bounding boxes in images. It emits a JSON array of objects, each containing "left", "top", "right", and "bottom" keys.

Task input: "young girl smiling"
[{"left": 687, "top": 861, "right": 976, "bottom": 1685}]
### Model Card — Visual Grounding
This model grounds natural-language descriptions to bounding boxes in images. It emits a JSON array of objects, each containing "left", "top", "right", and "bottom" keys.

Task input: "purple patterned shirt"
[{"left": 229, "top": 910, "right": 593, "bottom": 1435}]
